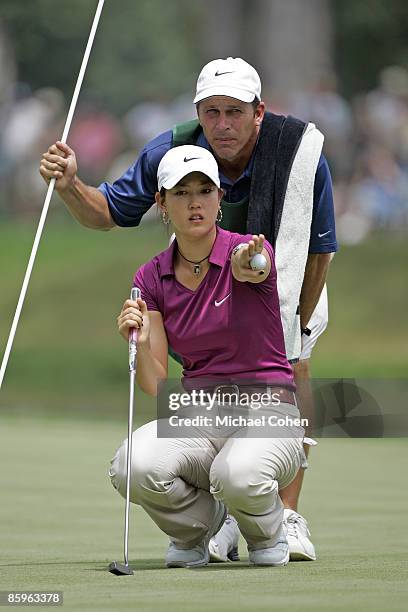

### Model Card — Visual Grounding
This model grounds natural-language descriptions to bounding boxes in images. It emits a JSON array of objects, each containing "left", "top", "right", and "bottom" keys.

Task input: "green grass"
[
  {"left": 1, "top": 414, "right": 407, "bottom": 611},
  {"left": 0, "top": 218, "right": 407, "bottom": 417},
  {"left": 314, "top": 231, "right": 408, "bottom": 376},
  {"left": 1, "top": 220, "right": 407, "bottom": 609},
  {"left": 0, "top": 215, "right": 182, "bottom": 413}
]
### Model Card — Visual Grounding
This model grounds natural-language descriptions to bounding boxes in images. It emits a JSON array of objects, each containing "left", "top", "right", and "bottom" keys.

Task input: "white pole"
[{"left": 0, "top": 0, "right": 105, "bottom": 390}]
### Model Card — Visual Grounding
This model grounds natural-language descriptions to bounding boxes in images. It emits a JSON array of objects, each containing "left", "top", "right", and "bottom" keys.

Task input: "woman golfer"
[{"left": 109, "top": 145, "right": 306, "bottom": 567}]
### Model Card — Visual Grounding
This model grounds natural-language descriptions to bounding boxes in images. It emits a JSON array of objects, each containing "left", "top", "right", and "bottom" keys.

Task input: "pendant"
[{"left": 193, "top": 264, "right": 201, "bottom": 275}]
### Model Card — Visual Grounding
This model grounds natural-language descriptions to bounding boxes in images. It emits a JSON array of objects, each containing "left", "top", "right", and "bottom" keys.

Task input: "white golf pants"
[{"left": 109, "top": 409, "right": 306, "bottom": 550}]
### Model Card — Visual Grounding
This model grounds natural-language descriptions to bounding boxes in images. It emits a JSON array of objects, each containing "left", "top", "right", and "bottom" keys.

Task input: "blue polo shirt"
[{"left": 99, "top": 127, "right": 338, "bottom": 254}]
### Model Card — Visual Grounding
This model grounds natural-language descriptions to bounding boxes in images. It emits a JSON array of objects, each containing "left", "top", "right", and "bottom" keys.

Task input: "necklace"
[{"left": 178, "top": 248, "right": 211, "bottom": 276}]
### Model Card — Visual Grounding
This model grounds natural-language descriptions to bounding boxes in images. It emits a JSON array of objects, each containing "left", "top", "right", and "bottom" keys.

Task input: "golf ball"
[{"left": 250, "top": 253, "right": 267, "bottom": 271}]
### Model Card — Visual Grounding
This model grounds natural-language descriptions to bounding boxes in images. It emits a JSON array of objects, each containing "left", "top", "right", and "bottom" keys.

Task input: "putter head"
[{"left": 108, "top": 561, "right": 134, "bottom": 576}]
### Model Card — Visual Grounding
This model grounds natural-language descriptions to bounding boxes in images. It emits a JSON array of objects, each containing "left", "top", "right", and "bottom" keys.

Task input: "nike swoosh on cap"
[
  {"left": 215, "top": 70, "right": 235, "bottom": 76},
  {"left": 184, "top": 156, "right": 201, "bottom": 162},
  {"left": 318, "top": 230, "right": 331, "bottom": 238},
  {"left": 214, "top": 294, "right": 230, "bottom": 307}
]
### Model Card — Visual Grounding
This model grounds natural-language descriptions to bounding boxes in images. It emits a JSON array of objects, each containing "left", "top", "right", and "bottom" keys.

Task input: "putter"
[{"left": 109, "top": 286, "right": 141, "bottom": 576}]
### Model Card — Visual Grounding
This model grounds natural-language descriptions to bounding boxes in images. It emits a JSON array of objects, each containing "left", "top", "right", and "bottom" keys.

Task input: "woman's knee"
[
  {"left": 210, "top": 456, "right": 279, "bottom": 510},
  {"left": 108, "top": 422, "right": 170, "bottom": 498},
  {"left": 210, "top": 454, "right": 252, "bottom": 498}
]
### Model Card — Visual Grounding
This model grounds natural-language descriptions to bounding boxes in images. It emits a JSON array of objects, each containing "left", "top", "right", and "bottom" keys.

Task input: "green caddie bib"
[{"left": 172, "top": 119, "right": 249, "bottom": 234}]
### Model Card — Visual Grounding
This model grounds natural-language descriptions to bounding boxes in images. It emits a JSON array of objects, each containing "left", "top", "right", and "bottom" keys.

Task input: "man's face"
[{"left": 197, "top": 96, "right": 265, "bottom": 163}]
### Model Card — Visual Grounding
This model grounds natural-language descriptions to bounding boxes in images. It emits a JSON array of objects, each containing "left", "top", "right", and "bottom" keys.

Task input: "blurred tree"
[
  {"left": 254, "top": 0, "right": 333, "bottom": 101},
  {"left": 199, "top": 0, "right": 408, "bottom": 103},
  {"left": 1, "top": 1, "right": 96, "bottom": 94},
  {"left": 331, "top": 0, "right": 408, "bottom": 96},
  {"left": 1, "top": 0, "right": 203, "bottom": 114},
  {"left": 201, "top": 0, "right": 244, "bottom": 59},
  {"left": 0, "top": 18, "right": 16, "bottom": 133},
  {"left": 201, "top": 0, "right": 333, "bottom": 105},
  {"left": 2, "top": 0, "right": 408, "bottom": 111}
]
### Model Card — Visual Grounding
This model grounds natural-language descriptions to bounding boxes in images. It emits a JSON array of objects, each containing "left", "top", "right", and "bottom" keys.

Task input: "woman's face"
[{"left": 156, "top": 171, "right": 222, "bottom": 239}]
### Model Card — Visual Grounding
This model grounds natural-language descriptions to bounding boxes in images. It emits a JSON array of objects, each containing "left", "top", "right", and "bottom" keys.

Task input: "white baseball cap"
[
  {"left": 194, "top": 57, "right": 262, "bottom": 104},
  {"left": 157, "top": 145, "right": 220, "bottom": 191}
]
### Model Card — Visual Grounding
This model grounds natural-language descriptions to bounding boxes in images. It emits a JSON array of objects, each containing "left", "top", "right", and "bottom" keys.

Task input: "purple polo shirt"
[{"left": 133, "top": 227, "right": 294, "bottom": 390}]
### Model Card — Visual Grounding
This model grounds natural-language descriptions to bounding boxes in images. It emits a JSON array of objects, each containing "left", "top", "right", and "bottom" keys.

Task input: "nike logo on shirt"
[
  {"left": 214, "top": 294, "right": 230, "bottom": 307},
  {"left": 318, "top": 230, "right": 331, "bottom": 238}
]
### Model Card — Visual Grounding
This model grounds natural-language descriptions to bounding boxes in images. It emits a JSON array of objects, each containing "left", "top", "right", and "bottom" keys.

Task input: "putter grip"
[
  {"left": 130, "top": 287, "right": 141, "bottom": 302},
  {"left": 129, "top": 287, "right": 141, "bottom": 371}
]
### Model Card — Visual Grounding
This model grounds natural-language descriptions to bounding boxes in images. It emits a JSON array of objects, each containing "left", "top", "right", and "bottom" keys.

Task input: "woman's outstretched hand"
[{"left": 231, "top": 234, "right": 271, "bottom": 283}]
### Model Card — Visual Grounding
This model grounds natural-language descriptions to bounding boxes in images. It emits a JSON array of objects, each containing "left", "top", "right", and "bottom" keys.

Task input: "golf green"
[{"left": 1, "top": 413, "right": 407, "bottom": 611}]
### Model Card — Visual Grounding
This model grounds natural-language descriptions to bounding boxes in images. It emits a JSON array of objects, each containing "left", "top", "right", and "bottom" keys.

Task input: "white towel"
[{"left": 275, "top": 123, "right": 324, "bottom": 361}]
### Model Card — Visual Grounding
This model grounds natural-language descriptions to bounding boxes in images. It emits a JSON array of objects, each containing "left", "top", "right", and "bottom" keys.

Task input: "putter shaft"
[
  {"left": 123, "top": 369, "right": 135, "bottom": 568},
  {"left": 109, "top": 287, "right": 140, "bottom": 575}
]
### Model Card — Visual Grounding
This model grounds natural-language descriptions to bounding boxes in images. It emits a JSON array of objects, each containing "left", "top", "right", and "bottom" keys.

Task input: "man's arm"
[
  {"left": 40, "top": 141, "right": 116, "bottom": 230},
  {"left": 299, "top": 253, "right": 332, "bottom": 329},
  {"left": 300, "top": 153, "right": 337, "bottom": 328}
]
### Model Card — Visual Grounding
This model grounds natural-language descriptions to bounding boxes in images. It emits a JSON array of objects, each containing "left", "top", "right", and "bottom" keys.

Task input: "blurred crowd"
[
  {"left": 1, "top": 65, "right": 408, "bottom": 244},
  {"left": 286, "top": 66, "right": 408, "bottom": 244}
]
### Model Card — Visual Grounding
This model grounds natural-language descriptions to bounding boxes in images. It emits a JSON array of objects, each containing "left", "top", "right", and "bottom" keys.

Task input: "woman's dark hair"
[{"left": 157, "top": 188, "right": 171, "bottom": 238}]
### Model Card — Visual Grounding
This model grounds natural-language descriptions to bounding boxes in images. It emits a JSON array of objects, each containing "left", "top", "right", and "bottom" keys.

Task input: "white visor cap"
[
  {"left": 194, "top": 57, "right": 261, "bottom": 104},
  {"left": 157, "top": 145, "right": 220, "bottom": 191}
]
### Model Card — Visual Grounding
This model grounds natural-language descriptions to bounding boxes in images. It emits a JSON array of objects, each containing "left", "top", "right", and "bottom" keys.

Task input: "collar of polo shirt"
[{"left": 158, "top": 227, "right": 232, "bottom": 278}]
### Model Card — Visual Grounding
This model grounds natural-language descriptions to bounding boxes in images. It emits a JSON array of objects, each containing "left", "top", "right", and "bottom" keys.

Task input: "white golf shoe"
[
  {"left": 208, "top": 514, "right": 240, "bottom": 562},
  {"left": 248, "top": 525, "right": 289, "bottom": 566},
  {"left": 165, "top": 502, "right": 226, "bottom": 568},
  {"left": 283, "top": 509, "right": 316, "bottom": 561}
]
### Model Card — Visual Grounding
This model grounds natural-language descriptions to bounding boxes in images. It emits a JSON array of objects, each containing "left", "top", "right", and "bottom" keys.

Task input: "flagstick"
[{"left": 0, "top": 0, "right": 105, "bottom": 390}]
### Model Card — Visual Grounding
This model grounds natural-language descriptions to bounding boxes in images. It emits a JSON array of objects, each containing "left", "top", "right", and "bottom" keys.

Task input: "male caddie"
[{"left": 40, "top": 57, "right": 338, "bottom": 562}]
